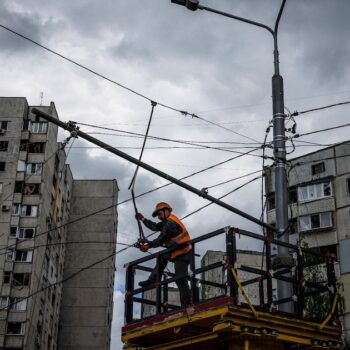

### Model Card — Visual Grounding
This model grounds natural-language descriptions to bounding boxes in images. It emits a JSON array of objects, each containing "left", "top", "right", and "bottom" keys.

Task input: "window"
[
  {"left": 14, "top": 205, "right": 38, "bottom": 218},
  {"left": 3, "top": 271, "right": 11, "bottom": 284},
  {"left": 0, "top": 297, "right": 9, "bottom": 308},
  {"left": 299, "top": 212, "right": 333, "bottom": 232},
  {"left": 10, "top": 227, "right": 18, "bottom": 237},
  {"left": 19, "top": 140, "right": 28, "bottom": 151},
  {"left": 20, "top": 205, "right": 38, "bottom": 217},
  {"left": 28, "top": 142, "right": 45, "bottom": 153},
  {"left": 347, "top": 178, "right": 350, "bottom": 196},
  {"left": 23, "top": 184, "right": 40, "bottom": 195},
  {"left": 0, "top": 120, "right": 10, "bottom": 130},
  {"left": 288, "top": 188, "right": 298, "bottom": 204},
  {"left": 289, "top": 218, "right": 298, "bottom": 234},
  {"left": 12, "top": 204, "right": 21, "bottom": 215},
  {"left": 18, "top": 228, "right": 35, "bottom": 239},
  {"left": 311, "top": 162, "right": 325, "bottom": 175},
  {"left": 6, "top": 322, "right": 25, "bottom": 335},
  {"left": 9, "top": 298, "right": 27, "bottom": 311},
  {"left": 267, "top": 195, "right": 275, "bottom": 211},
  {"left": 0, "top": 161, "right": 5, "bottom": 171},
  {"left": 6, "top": 249, "right": 15, "bottom": 261},
  {"left": 17, "top": 160, "right": 26, "bottom": 172},
  {"left": 15, "top": 250, "right": 33, "bottom": 262},
  {"left": 14, "top": 181, "right": 24, "bottom": 193},
  {"left": 26, "top": 163, "right": 42, "bottom": 175},
  {"left": 0, "top": 141, "right": 8, "bottom": 152},
  {"left": 12, "top": 273, "right": 30, "bottom": 286},
  {"left": 29, "top": 122, "right": 48, "bottom": 134},
  {"left": 298, "top": 181, "right": 332, "bottom": 202}
]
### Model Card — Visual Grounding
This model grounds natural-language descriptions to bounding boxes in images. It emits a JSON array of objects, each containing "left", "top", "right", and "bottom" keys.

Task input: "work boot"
[{"left": 138, "top": 279, "right": 154, "bottom": 288}]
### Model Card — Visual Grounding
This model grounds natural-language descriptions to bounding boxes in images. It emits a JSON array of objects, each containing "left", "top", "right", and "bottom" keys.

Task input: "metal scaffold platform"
[{"left": 121, "top": 227, "right": 343, "bottom": 349}]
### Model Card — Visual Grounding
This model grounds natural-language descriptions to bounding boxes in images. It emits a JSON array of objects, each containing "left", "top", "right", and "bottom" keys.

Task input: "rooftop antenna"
[{"left": 40, "top": 92, "right": 44, "bottom": 106}]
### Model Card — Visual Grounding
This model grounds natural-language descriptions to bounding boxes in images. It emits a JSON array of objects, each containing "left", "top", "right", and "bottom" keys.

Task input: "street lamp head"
[{"left": 171, "top": 0, "right": 199, "bottom": 11}]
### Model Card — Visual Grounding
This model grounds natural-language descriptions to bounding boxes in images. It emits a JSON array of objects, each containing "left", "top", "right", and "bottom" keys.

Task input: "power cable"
[
  {"left": 78, "top": 123, "right": 268, "bottom": 158},
  {"left": 0, "top": 23, "right": 256, "bottom": 143},
  {"left": 291, "top": 101, "right": 350, "bottom": 117},
  {"left": 205, "top": 170, "right": 261, "bottom": 190},
  {"left": 292, "top": 122, "right": 350, "bottom": 139},
  {"left": 0, "top": 151, "right": 261, "bottom": 255},
  {"left": 180, "top": 176, "right": 261, "bottom": 221},
  {"left": 1, "top": 176, "right": 261, "bottom": 313}
]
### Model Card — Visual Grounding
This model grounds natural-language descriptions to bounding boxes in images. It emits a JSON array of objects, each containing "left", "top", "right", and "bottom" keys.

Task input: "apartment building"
[
  {"left": 264, "top": 142, "right": 350, "bottom": 337},
  {"left": 0, "top": 97, "right": 118, "bottom": 350}
]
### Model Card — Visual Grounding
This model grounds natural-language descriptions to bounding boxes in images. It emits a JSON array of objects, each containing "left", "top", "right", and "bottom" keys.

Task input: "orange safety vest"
[{"left": 166, "top": 214, "right": 191, "bottom": 260}]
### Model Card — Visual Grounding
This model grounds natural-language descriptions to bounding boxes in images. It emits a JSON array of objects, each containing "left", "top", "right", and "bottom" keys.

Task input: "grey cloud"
[{"left": 0, "top": 2, "right": 61, "bottom": 54}]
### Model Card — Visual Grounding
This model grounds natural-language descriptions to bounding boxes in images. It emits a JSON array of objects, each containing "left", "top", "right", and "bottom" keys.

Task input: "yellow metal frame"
[{"left": 122, "top": 300, "right": 342, "bottom": 349}]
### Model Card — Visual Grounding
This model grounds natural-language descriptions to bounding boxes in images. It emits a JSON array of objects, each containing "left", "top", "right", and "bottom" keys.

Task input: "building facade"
[
  {"left": 201, "top": 250, "right": 276, "bottom": 304},
  {"left": 0, "top": 97, "right": 118, "bottom": 350},
  {"left": 264, "top": 142, "right": 350, "bottom": 338}
]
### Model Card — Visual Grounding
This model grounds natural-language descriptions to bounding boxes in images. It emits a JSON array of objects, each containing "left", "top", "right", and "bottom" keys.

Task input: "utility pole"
[{"left": 171, "top": 0, "right": 293, "bottom": 312}]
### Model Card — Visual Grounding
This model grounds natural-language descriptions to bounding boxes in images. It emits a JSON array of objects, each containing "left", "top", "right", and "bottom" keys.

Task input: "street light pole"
[{"left": 171, "top": 0, "right": 293, "bottom": 312}]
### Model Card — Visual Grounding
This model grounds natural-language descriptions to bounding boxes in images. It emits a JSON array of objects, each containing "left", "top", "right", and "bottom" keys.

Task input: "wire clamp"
[{"left": 200, "top": 187, "right": 208, "bottom": 197}]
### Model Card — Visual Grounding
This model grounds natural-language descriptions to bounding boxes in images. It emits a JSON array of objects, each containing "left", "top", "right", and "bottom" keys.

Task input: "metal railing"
[{"left": 124, "top": 226, "right": 339, "bottom": 325}]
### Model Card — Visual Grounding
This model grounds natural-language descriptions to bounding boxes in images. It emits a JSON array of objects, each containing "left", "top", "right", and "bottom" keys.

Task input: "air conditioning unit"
[
  {"left": 2, "top": 205, "right": 11, "bottom": 212},
  {"left": 0, "top": 129, "right": 5, "bottom": 134}
]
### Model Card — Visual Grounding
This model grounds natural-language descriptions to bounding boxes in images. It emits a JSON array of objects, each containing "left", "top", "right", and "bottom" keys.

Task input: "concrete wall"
[
  {"left": 58, "top": 180, "right": 118, "bottom": 350},
  {"left": 201, "top": 250, "right": 274, "bottom": 305},
  {"left": 264, "top": 141, "right": 350, "bottom": 339},
  {"left": 0, "top": 98, "right": 118, "bottom": 350}
]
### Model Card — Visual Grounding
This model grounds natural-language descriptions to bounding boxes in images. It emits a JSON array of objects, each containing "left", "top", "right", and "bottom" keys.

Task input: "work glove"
[
  {"left": 135, "top": 212, "right": 144, "bottom": 221},
  {"left": 140, "top": 243, "right": 150, "bottom": 252}
]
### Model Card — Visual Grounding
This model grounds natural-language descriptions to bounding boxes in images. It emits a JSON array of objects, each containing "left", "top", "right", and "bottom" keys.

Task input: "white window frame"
[
  {"left": 29, "top": 121, "right": 48, "bottom": 134},
  {"left": 299, "top": 212, "right": 333, "bottom": 232},
  {"left": 12, "top": 204, "right": 21, "bottom": 216},
  {"left": 298, "top": 181, "right": 332, "bottom": 203},
  {"left": 9, "top": 298, "right": 27, "bottom": 311},
  {"left": 20, "top": 205, "right": 38, "bottom": 217},
  {"left": 0, "top": 182, "right": 3, "bottom": 194},
  {"left": 26, "top": 163, "right": 42, "bottom": 175},
  {"left": 18, "top": 228, "right": 35, "bottom": 239},
  {"left": 15, "top": 250, "right": 33, "bottom": 263},
  {"left": 0, "top": 296, "right": 9, "bottom": 309},
  {"left": 0, "top": 120, "right": 10, "bottom": 130},
  {"left": 6, "top": 248, "right": 15, "bottom": 261}
]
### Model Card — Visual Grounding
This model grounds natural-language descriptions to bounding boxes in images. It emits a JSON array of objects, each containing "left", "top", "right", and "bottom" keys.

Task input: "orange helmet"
[{"left": 152, "top": 202, "right": 172, "bottom": 217}]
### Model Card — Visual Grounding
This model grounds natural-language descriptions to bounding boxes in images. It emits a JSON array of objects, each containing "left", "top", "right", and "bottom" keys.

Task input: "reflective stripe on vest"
[{"left": 168, "top": 214, "right": 191, "bottom": 260}]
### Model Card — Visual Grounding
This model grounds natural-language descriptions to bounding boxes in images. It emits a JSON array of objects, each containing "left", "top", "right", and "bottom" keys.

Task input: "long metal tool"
[{"left": 32, "top": 108, "right": 276, "bottom": 232}]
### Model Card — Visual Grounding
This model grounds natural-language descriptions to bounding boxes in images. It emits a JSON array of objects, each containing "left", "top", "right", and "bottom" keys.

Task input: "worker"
[{"left": 135, "top": 202, "right": 191, "bottom": 308}]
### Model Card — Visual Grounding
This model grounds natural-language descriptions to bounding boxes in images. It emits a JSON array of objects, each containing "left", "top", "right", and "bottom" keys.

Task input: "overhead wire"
[
  {"left": 292, "top": 122, "right": 350, "bottom": 139},
  {"left": 1, "top": 173, "right": 261, "bottom": 312},
  {"left": 0, "top": 23, "right": 257, "bottom": 143},
  {"left": 77, "top": 123, "right": 268, "bottom": 158},
  {"left": 0, "top": 150, "right": 262, "bottom": 256},
  {"left": 291, "top": 100, "right": 350, "bottom": 117}
]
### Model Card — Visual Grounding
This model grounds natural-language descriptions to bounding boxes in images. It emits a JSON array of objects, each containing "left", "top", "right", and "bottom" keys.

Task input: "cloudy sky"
[{"left": 1, "top": 0, "right": 350, "bottom": 347}]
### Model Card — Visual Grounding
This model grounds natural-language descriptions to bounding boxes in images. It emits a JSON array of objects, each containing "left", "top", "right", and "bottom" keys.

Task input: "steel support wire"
[{"left": 32, "top": 108, "right": 276, "bottom": 232}]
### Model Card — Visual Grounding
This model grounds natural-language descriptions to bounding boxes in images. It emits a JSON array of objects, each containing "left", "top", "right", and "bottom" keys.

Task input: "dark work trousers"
[{"left": 148, "top": 251, "right": 191, "bottom": 307}]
